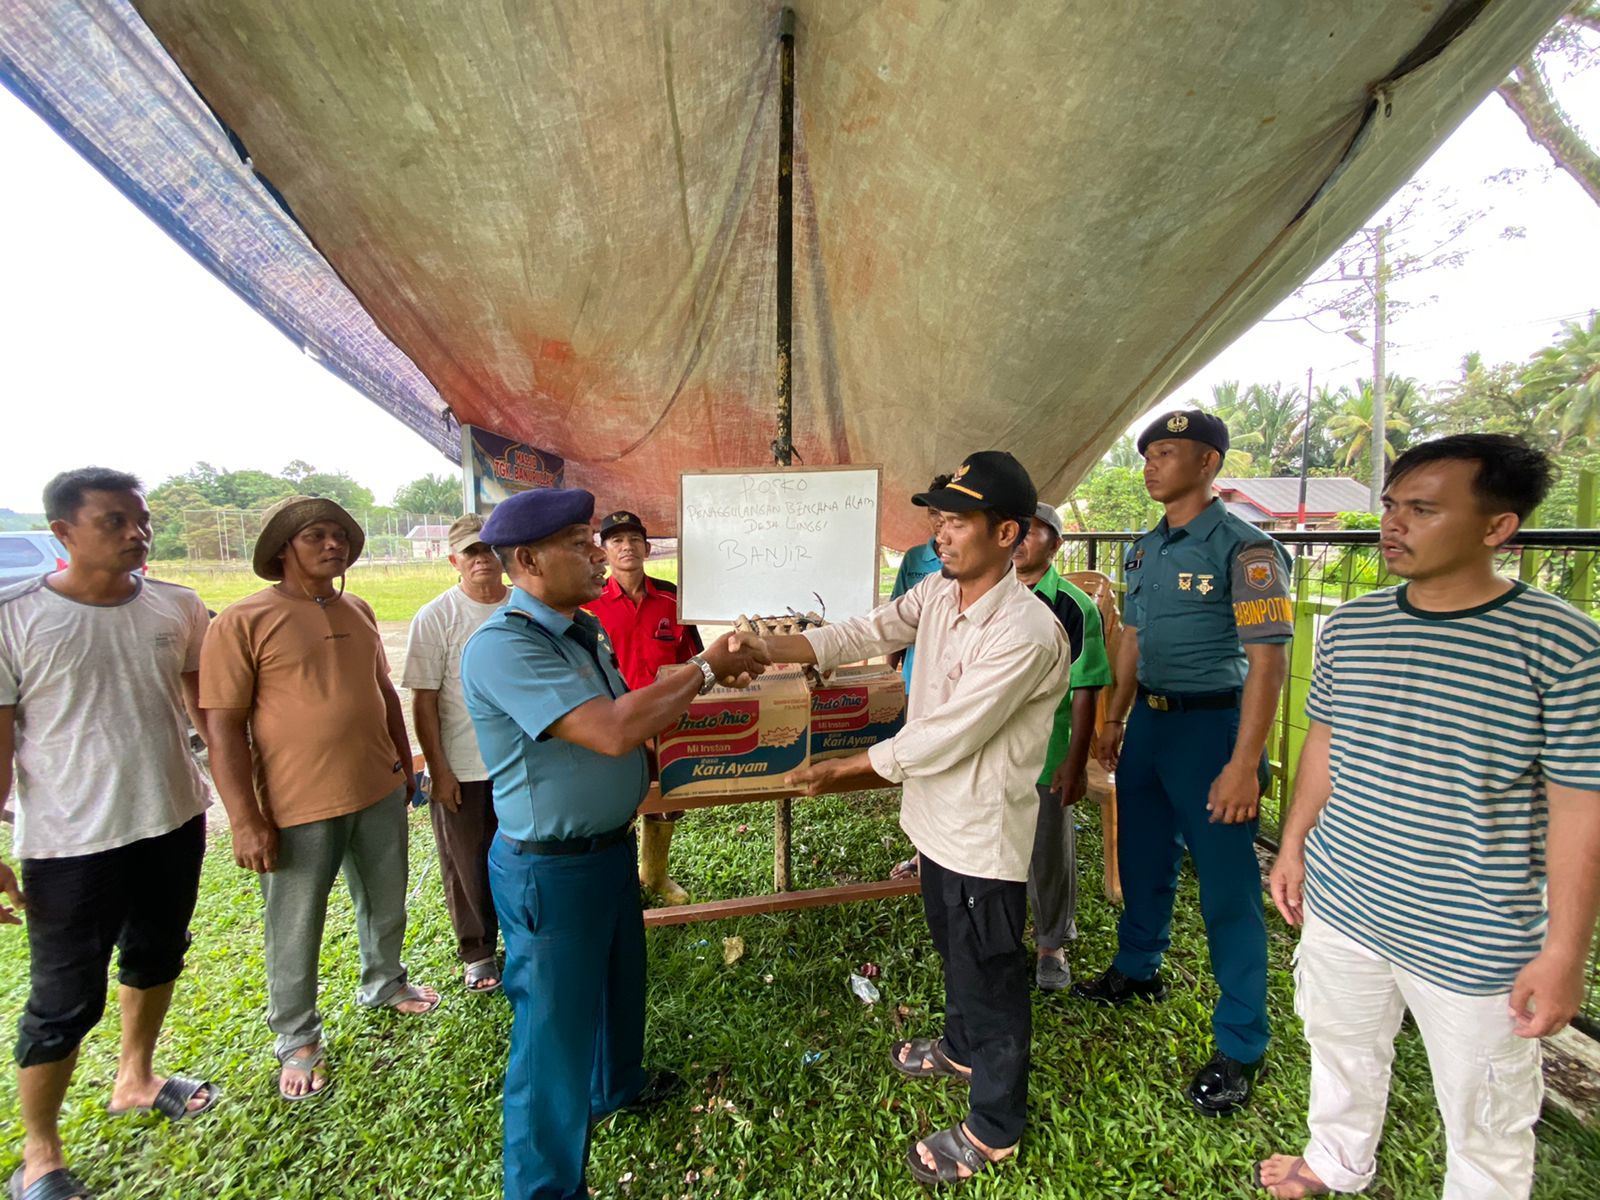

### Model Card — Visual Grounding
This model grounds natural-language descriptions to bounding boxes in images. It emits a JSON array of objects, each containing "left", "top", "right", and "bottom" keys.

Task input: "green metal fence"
[{"left": 1058, "top": 529, "right": 1600, "bottom": 1037}]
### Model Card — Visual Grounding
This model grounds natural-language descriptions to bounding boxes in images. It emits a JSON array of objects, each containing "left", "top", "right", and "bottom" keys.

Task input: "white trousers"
[{"left": 1295, "top": 909, "right": 1543, "bottom": 1200}]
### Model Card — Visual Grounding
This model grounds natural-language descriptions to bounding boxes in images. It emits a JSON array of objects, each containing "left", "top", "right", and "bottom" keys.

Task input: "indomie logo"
[
  {"left": 677, "top": 710, "right": 755, "bottom": 733},
  {"left": 812, "top": 690, "right": 866, "bottom": 713}
]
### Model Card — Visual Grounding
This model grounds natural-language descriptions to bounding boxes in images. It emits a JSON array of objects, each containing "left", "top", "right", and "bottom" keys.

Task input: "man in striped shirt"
[{"left": 1258, "top": 435, "right": 1600, "bottom": 1200}]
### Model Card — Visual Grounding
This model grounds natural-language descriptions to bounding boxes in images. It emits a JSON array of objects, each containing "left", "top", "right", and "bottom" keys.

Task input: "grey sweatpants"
[
  {"left": 260, "top": 787, "right": 411, "bottom": 1059},
  {"left": 1027, "top": 783, "right": 1079, "bottom": 951}
]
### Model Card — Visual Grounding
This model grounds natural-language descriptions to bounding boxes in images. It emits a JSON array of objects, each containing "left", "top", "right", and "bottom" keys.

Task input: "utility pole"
[
  {"left": 1297, "top": 367, "right": 1313, "bottom": 530},
  {"left": 1368, "top": 222, "right": 1388, "bottom": 512},
  {"left": 772, "top": 8, "right": 796, "bottom": 893}
]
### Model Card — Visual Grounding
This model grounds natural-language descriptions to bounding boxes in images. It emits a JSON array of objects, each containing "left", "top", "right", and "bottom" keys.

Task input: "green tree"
[
  {"left": 392, "top": 473, "right": 462, "bottom": 516},
  {"left": 1497, "top": 4, "right": 1600, "bottom": 209},
  {"left": 1429, "top": 352, "right": 1553, "bottom": 446},
  {"left": 1327, "top": 379, "right": 1418, "bottom": 481},
  {"left": 1522, "top": 313, "right": 1600, "bottom": 451},
  {"left": 294, "top": 471, "right": 375, "bottom": 511},
  {"left": 145, "top": 480, "right": 211, "bottom": 559},
  {"left": 1072, "top": 466, "right": 1161, "bottom": 532}
]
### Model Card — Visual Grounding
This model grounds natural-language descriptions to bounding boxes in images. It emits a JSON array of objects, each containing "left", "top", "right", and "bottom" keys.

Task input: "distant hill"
[{"left": 0, "top": 509, "right": 47, "bottom": 532}]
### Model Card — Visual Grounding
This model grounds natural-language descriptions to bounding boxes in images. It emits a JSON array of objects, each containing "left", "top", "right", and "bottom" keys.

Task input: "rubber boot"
[{"left": 639, "top": 817, "right": 690, "bottom": 905}]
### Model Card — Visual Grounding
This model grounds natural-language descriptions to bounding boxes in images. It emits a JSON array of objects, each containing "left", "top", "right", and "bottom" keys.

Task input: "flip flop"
[
  {"left": 383, "top": 982, "right": 442, "bottom": 1014},
  {"left": 7, "top": 1166, "right": 93, "bottom": 1200},
  {"left": 464, "top": 959, "right": 501, "bottom": 994},
  {"left": 278, "top": 1045, "right": 333, "bottom": 1103},
  {"left": 106, "top": 1074, "right": 221, "bottom": 1122}
]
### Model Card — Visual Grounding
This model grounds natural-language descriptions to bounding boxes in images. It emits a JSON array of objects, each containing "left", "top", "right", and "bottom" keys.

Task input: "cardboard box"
[
  {"left": 657, "top": 668, "right": 811, "bottom": 798},
  {"left": 809, "top": 665, "right": 907, "bottom": 762}
]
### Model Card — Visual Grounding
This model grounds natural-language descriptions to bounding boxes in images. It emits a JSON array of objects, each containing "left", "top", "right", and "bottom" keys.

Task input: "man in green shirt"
[{"left": 1013, "top": 502, "right": 1111, "bottom": 990}]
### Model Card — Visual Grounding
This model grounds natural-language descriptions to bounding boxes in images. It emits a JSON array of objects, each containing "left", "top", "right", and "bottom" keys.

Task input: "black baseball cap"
[
  {"left": 914, "top": 451, "right": 1037, "bottom": 518},
  {"left": 598, "top": 509, "right": 648, "bottom": 540},
  {"left": 1137, "top": 409, "right": 1230, "bottom": 456}
]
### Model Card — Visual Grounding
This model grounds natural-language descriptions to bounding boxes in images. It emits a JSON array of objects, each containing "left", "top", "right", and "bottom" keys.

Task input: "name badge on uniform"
[{"left": 1125, "top": 548, "right": 1145, "bottom": 572}]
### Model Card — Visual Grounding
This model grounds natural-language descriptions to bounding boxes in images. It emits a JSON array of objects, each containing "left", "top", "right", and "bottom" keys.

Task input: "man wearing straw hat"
[{"left": 201, "top": 495, "right": 439, "bottom": 1104}]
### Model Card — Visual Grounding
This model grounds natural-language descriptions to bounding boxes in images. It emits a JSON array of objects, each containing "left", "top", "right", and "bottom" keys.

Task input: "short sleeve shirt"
[
  {"left": 200, "top": 587, "right": 403, "bottom": 828},
  {"left": 0, "top": 576, "right": 211, "bottom": 858},
  {"left": 1121, "top": 499, "right": 1292, "bottom": 691},
  {"left": 1030, "top": 568, "right": 1112, "bottom": 783},
  {"left": 402, "top": 585, "right": 506, "bottom": 781},
  {"left": 461, "top": 587, "right": 650, "bottom": 842},
  {"left": 582, "top": 575, "right": 702, "bottom": 691},
  {"left": 1303, "top": 583, "right": 1600, "bottom": 994}
]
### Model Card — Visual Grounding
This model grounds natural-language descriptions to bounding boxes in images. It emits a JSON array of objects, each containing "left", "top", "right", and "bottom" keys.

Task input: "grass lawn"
[{"left": 2, "top": 798, "right": 1595, "bottom": 1199}]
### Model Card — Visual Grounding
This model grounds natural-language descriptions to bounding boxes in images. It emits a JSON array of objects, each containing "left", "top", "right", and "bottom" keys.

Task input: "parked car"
[{"left": 0, "top": 530, "right": 67, "bottom": 585}]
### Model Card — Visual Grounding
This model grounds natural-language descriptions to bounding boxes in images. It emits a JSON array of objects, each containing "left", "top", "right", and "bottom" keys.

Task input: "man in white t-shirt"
[
  {"left": 403, "top": 513, "right": 509, "bottom": 993},
  {"left": 0, "top": 469, "right": 221, "bottom": 1200}
]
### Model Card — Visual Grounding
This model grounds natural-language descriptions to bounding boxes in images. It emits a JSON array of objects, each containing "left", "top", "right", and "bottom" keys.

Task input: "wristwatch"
[{"left": 687, "top": 654, "right": 717, "bottom": 695}]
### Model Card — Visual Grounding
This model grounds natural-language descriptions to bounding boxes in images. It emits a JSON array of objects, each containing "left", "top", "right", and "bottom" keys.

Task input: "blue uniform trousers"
[
  {"left": 1111, "top": 703, "right": 1270, "bottom": 1063},
  {"left": 489, "top": 833, "right": 648, "bottom": 1200}
]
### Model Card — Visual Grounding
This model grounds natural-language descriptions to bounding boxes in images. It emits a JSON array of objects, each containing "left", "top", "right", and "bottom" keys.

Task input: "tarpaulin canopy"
[{"left": 1, "top": 1, "right": 1567, "bottom": 546}]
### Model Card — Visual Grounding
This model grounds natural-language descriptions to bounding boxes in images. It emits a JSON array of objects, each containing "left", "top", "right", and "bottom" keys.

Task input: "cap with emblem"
[
  {"left": 1136, "top": 408, "right": 1230, "bottom": 457},
  {"left": 913, "top": 450, "right": 1037, "bottom": 518},
  {"left": 446, "top": 512, "right": 489, "bottom": 555},
  {"left": 598, "top": 509, "right": 648, "bottom": 541},
  {"left": 480, "top": 488, "right": 596, "bottom": 547}
]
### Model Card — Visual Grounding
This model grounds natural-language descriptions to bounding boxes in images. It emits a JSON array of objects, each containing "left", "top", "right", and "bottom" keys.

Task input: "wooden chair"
[{"left": 1065, "top": 570, "right": 1123, "bottom": 905}]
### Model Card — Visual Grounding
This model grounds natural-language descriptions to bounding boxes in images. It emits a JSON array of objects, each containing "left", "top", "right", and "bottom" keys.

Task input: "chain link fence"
[
  {"left": 1059, "top": 528, "right": 1600, "bottom": 1038},
  {"left": 178, "top": 509, "right": 460, "bottom": 564}
]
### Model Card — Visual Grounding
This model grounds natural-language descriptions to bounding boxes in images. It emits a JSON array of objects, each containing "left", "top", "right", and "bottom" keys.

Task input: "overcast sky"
[{"left": 1, "top": 53, "right": 1596, "bottom": 513}]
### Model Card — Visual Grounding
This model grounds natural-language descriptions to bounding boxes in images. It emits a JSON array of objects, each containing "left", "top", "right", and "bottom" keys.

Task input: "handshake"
[{"left": 694, "top": 617, "right": 824, "bottom": 690}]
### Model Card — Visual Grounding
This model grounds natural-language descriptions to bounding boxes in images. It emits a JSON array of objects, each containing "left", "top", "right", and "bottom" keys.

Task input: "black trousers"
[
  {"left": 920, "top": 853, "right": 1030, "bottom": 1147},
  {"left": 15, "top": 814, "right": 205, "bottom": 1067}
]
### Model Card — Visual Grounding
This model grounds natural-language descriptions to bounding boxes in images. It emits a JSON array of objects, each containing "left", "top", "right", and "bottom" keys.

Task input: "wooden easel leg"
[{"left": 774, "top": 797, "right": 793, "bottom": 891}]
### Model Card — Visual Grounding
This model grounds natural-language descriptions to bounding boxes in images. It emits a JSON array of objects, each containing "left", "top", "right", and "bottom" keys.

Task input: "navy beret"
[
  {"left": 1136, "top": 409, "right": 1230, "bottom": 456},
  {"left": 480, "top": 487, "right": 596, "bottom": 547}
]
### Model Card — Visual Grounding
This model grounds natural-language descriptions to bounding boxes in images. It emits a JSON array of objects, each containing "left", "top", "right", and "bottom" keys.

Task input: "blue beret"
[
  {"left": 480, "top": 488, "right": 596, "bottom": 547},
  {"left": 1137, "top": 409, "right": 1230, "bottom": 456}
]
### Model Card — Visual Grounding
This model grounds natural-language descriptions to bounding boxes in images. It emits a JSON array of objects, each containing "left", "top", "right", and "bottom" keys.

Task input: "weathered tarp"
[{"left": 2, "top": 2, "right": 1567, "bottom": 545}]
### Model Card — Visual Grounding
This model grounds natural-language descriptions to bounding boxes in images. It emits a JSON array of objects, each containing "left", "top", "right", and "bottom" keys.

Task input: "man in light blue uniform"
[
  {"left": 1076, "top": 410, "right": 1292, "bottom": 1117},
  {"left": 460, "top": 488, "right": 767, "bottom": 1200},
  {"left": 888, "top": 472, "right": 951, "bottom": 688}
]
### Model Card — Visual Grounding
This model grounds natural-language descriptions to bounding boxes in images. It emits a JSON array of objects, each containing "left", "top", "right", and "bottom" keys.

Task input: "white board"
[{"left": 678, "top": 467, "right": 883, "bottom": 623}]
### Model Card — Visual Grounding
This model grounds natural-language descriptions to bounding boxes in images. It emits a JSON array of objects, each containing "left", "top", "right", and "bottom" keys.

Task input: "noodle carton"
[
  {"left": 656, "top": 666, "right": 811, "bottom": 798},
  {"left": 809, "top": 665, "right": 907, "bottom": 762}
]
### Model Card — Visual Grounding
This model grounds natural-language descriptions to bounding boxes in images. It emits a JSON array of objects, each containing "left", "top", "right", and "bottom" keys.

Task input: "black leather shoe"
[
  {"left": 1069, "top": 965, "right": 1169, "bottom": 1006},
  {"left": 619, "top": 1069, "right": 682, "bottom": 1114},
  {"left": 1186, "top": 1051, "right": 1263, "bottom": 1117}
]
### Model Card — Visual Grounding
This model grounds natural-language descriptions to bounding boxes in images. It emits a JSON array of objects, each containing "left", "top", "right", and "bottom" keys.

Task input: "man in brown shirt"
[{"left": 201, "top": 496, "right": 439, "bottom": 1103}]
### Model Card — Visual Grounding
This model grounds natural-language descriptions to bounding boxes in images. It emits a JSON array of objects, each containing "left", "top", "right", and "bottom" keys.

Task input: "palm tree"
[
  {"left": 1327, "top": 383, "right": 1413, "bottom": 480},
  {"left": 1523, "top": 313, "right": 1600, "bottom": 451}
]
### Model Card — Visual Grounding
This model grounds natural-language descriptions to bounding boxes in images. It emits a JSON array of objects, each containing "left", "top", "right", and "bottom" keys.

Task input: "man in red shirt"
[{"left": 583, "top": 510, "right": 701, "bottom": 904}]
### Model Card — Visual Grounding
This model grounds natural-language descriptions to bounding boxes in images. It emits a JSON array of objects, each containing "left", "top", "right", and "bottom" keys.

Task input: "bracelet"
[{"left": 1105, "top": 717, "right": 1125, "bottom": 725}]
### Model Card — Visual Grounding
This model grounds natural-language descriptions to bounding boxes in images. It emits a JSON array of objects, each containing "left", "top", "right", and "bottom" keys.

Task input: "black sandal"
[
  {"left": 7, "top": 1166, "right": 93, "bottom": 1200},
  {"left": 106, "top": 1074, "right": 220, "bottom": 1122},
  {"left": 905, "top": 1124, "right": 1004, "bottom": 1186},
  {"left": 889, "top": 1037, "right": 969, "bottom": 1080}
]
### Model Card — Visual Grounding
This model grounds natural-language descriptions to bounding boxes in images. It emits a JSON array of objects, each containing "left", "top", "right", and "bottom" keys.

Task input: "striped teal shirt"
[{"left": 1303, "top": 582, "right": 1600, "bottom": 995}]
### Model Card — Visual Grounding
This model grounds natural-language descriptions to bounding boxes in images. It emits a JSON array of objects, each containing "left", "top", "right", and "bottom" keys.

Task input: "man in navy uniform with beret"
[
  {"left": 582, "top": 509, "right": 702, "bottom": 905},
  {"left": 460, "top": 488, "right": 769, "bottom": 1200},
  {"left": 1075, "top": 409, "right": 1292, "bottom": 1117}
]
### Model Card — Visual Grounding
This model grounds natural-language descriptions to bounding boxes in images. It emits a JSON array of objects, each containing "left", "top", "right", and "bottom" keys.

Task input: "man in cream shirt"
[{"left": 767, "top": 451, "right": 1071, "bottom": 1190}]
